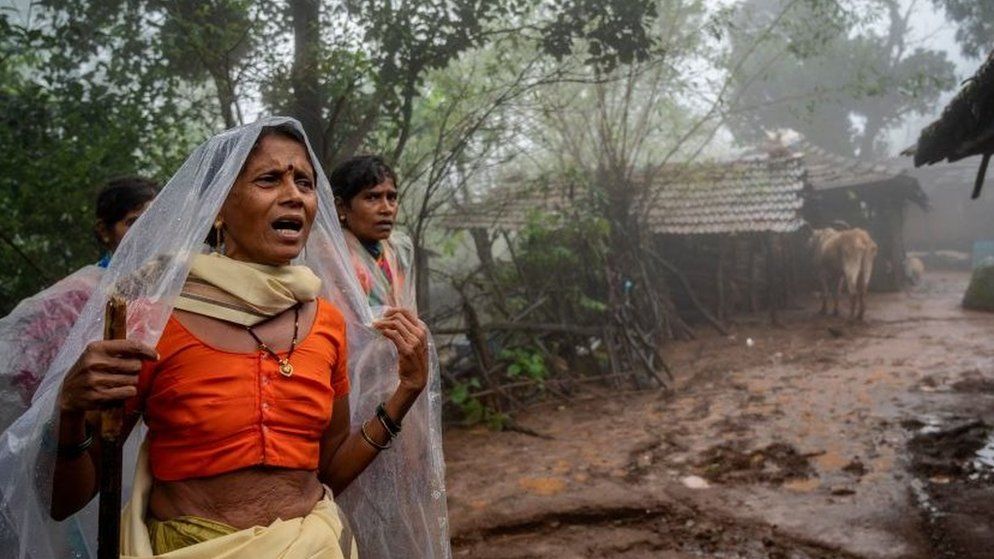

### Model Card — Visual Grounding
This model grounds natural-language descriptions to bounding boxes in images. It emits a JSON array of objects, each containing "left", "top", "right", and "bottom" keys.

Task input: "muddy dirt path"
[{"left": 444, "top": 272, "right": 994, "bottom": 558}]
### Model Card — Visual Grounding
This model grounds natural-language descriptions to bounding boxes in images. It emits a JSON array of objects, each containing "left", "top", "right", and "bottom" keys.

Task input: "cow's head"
[{"left": 808, "top": 227, "right": 838, "bottom": 250}]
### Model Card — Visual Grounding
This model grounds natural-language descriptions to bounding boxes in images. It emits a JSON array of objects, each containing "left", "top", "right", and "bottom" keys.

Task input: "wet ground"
[{"left": 444, "top": 272, "right": 994, "bottom": 558}]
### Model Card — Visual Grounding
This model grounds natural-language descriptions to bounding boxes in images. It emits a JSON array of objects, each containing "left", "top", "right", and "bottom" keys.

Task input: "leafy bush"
[{"left": 444, "top": 186, "right": 616, "bottom": 426}]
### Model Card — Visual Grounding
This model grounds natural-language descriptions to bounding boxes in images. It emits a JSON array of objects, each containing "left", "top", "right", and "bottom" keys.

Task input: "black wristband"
[
  {"left": 57, "top": 425, "right": 94, "bottom": 459},
  {"left": 376, "top": 402, "right": 402, "bottom": 436}
]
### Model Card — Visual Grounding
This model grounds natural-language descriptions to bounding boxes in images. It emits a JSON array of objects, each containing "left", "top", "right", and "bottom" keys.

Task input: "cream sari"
[{"left": 121, "top": 444, "right": 358, "bottom": 558}]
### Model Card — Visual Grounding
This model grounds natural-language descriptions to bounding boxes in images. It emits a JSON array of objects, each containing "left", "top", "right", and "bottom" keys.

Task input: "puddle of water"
[
  {"left": 973, "top": 433, "right": 994, "bottom": 471},
  {"left": 906, "top": 414, "right": 994, "bottom": 479},
  {"left": 910, "top": 478, "right": 943, "bottom": 519},
  {"left": 915, "top": 413, "right": 949, "bottom": 435}
]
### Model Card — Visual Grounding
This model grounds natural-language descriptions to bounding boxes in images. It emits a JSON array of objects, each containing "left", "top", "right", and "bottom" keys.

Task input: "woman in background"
[
  {"left": 330, "top": 156, "right": 416, "bottom": 310},
  {"left": 94, "top": 177, "right": 159, "bottom": 266},
  {"left": 0, "top": 177, "right": 157, "bottom": 431}
]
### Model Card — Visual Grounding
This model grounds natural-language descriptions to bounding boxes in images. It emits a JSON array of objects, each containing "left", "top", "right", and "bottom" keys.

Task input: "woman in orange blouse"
[{"left": 49, "top": 124, "right": 427, "bottom": 557}]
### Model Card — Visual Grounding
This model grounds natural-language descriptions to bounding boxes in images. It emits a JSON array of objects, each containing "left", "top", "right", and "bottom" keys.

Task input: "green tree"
[
  {"left": 449, "top": 0, "right": 721, "bottom": 388},
  {"left": 725, "top": 0, "right": 956, "bottom": 159},
  {"left": 0, "top": 8, "right": 208, "bottom": 312},
  {"left": 8, "top": 0, "right": 658, "bottom": 310},
  {"left": 931, "top": 0, "right": 994, "bottom": 59},
  {"left": 37, "top": 0, "right": 658, "bottom": 170}
]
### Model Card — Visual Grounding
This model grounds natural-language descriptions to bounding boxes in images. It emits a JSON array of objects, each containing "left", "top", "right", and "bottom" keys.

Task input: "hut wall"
[{"left": 652, "top": 232, "right": 798, "bottom": 322}]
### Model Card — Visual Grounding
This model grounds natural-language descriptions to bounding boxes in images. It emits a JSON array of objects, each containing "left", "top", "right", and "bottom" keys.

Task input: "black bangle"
[
  {"left": 376, "top": 413, "right": 396, "bottom": 439},
  {"left": 57, "top": 426, "right": 94, "bottom": 459},
  {"left": 376, "top": 402, "right": 402, "bottom": 437}
]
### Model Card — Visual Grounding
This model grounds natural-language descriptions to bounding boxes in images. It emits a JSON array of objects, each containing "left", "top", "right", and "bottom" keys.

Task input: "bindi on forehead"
[
  {"left": 247, "top": 155, "right": 314, "bottom": 177},
  {"left": 283, "top": 164, "right": 314, "bottom": 179}
]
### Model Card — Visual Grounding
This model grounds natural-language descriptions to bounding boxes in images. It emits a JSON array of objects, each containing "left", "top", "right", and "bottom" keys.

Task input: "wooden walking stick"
[{"left": 98, "top": 296, "right": 127, "bottom": 559}]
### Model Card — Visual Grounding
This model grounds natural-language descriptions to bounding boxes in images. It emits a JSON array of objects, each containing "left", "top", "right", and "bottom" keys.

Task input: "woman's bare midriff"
[{"left": 148, "top": 466, "right": 324, "bottom": 530}]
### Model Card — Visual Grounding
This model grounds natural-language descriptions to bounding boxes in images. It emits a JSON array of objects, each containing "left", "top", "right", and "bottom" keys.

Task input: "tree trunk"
[
  {"left": 602, "top": 171, "right": 678, "bottom": 385},
  {"left": 392, "top": 77, "right": 419, "bottom": 162},
  {"left": 209, "top": 68, "right": 238, "bottom": 129},
  {"left": 470, "top": 228, "right": 496, "bottom": 279},
  {"left": 288, "top": 0, "right": 326, "bottom": 168},
  {"left": 415, "top": 243, "right": 431, "bottom": 316}
]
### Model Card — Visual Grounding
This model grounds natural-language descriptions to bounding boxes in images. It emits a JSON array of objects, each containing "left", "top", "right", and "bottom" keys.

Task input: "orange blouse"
[{"left": 128, "top": 297, "right": 349, "bottom": 482}]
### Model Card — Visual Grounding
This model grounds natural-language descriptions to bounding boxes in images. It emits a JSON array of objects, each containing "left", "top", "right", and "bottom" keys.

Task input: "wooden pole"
[
  {"left": 765, "top": 235, "right": 782, "bottom": 327},
  {"left": 645, "top": 249, "right": 729, "bottom": 336},
  {"left": 785, "top": 233, "right": 798, "bottom": 308},
  {"left": 971, "top": 153, "right": 991, "bottom": 199},
  {"left": 749, "top": 236, "right": 759, "bottom": 313},
  {"left": 98, "top": 296, "right": 127, "bottom": 559},
  {"left": 716, "top": 238, "right": 726, "bottom": 322}
]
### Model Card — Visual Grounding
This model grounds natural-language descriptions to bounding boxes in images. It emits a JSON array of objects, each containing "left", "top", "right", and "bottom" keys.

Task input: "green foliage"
[
  {"left": 448, "top": 378, "right": 509, "bottom": 429},
  {"left": 444, "top": 183, "right": 614, "bottom": 425},
  {"left": 154, "top": 0, "right": 256, "bottom": 80},
  {"left": 541, "top": 0, "right": 658, "bottom": 68},
  {"left": 0, "top": 0, "right": 658, "bottom": 313},
  {"left": 501, "top": 197, "right": 610, "bottom": 326},
  {"left": 0, "top": 8, "right": 209, "bottom": 313},
  {"left": 578, "top": 294, "right": 607, "bottom": 313},
  {"left": 448, "top": 346, "right": 546, "bottom": 427},
  {"left": 725, "top": 0, "right": 957, "bottom": 159},
  {"left": 255, "top": 0, "right": 661, "bottom": 168},
  {"left": 932, "top": 0, "right": 994, "bottom": 59},
  {"left": 514, "top": 0, "right": 714, "bottom": 178},
  {"left": 500, "top": 347, "right": 548, "bottom": 382}
]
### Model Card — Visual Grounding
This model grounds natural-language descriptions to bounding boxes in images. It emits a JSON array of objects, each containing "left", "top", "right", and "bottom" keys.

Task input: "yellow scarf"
[{"left": 174, "top": 253, "right": 321, "bottom": 326}]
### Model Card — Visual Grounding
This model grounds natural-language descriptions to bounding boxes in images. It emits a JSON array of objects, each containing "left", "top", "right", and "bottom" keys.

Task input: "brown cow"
[{"left": 810, "top": 227, "right": 878, "bottom": 320}]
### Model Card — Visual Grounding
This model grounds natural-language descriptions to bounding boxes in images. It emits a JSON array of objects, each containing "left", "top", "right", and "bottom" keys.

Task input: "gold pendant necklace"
[{"left": 246, "top": 303, "right": 301, "bottom": 378}]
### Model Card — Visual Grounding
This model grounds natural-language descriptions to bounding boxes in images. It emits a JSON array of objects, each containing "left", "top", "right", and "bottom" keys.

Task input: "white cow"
[{"left": 810, "top": 227, "right": 879, "bottom": 320}]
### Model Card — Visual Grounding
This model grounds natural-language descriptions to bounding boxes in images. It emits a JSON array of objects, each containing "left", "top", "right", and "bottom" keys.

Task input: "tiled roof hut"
[{"left": 441, "top": 154, "right": 808, "bottom": 324}]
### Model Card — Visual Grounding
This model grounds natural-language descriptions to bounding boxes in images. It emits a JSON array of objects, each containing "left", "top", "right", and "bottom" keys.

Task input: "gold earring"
[{"left": 213, "top": 219, "right": 225, "bottom": 254}]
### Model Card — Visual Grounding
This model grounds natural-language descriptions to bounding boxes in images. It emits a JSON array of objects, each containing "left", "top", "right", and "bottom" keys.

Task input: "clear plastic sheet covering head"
[
  {"left": 0, "top": 266, "right": 103, "bottom": 435},
  {"left": 0, "top": 116, "right": 450, "bottom": 559}
]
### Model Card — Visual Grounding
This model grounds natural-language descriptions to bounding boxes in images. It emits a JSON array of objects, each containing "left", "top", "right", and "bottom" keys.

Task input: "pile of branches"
[{"left": 433, "top": 204, "right": 687, "bottom": 426}]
